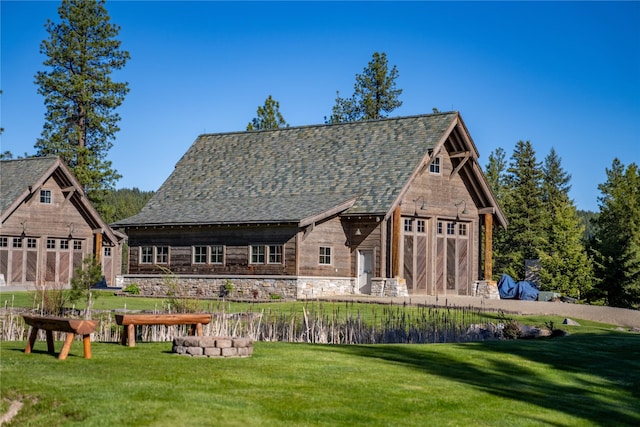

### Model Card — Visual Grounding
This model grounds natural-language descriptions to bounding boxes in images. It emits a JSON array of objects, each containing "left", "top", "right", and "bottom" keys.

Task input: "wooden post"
[
  {"left": 483, "top": 213, "right": 493, "bottom": 281},
  {"left": 46, "top": 330, "right": 55, "bottom": 353},
  {"left": 26, "top": 328, "right": 38, "bottom": 354},
  {"left": 391, "top": 205, "right": 402, "bottom": 277},
  {"left": 94, "top": 232, "right": 103, "bottom": 263}
]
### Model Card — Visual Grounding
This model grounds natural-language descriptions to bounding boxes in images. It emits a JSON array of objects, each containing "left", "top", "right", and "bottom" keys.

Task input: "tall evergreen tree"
[
  {"left": 247, "top": 95, "right": 288, "bottom": 131},
  {"left": 484, "top": 147, "right": 511, "bottom": 280},
  {"left": 327, "top": 52, "right": 402, "bottom": 123},
  {"left": 34, "top": 0, "right": 129, "bottom": 215},
  {"left": 538, "top": 148, "right": 593, "bottom": 298},
  {"left": 591, "top": 159, "right": 640, "bottom": 308},
  {"left": 498, "top": 140, "right": 545, "bottom": 280}
]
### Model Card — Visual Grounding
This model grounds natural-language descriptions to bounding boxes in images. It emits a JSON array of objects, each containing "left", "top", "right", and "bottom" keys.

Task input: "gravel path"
[{"left": 324, "top": 295, "right": 640, "bottom": 329}]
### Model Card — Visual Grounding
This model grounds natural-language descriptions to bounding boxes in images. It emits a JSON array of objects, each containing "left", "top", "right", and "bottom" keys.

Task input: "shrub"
[{"left": 123, "top": 284, "right": 140, "bottom": 295}]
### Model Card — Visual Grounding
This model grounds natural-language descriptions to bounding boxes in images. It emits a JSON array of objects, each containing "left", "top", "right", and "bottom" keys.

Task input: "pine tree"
[
  {"left": 591, "top": 159, "right": 640, "bottom": 308},
  {"left": 327, "top": 52, "right": 402, "bottom": 123},
  {"left": 484, "top": 147, "right": 511, "bottom": 280},
  {"left": 538, "top": 148, "right": 593, "bottom": 298},
  {"left": 34, "top": 0, "right": 129, "bottom": 215},
  {"left": 499, "top": 141, "right": 545, "bottom": 280},
  {"left": 247, "top": 95, "right": 288, "bottom": 131}
]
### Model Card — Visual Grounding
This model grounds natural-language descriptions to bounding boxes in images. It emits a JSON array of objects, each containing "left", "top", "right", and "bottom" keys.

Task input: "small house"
[{"left": 0, "top": 156, "right": 125, "bottom": 288}]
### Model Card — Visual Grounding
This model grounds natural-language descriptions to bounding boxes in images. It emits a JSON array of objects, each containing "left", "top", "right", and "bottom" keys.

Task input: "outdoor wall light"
[
  {"left": 454, "top": 200, "right": 468, "bottom": 221},
  {"left": 413, "top": 196, "right": 427, "bottom": 215},
  {"left": 68, "top": 223, "right": 75, "bottom": 240}
]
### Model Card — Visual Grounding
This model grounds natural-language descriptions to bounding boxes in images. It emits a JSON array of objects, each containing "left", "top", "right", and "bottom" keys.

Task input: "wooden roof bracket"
[
  {"left": 302, "top": 222, "right": 315, "bottom": 241},
  {"left": 449, "top": 151, "right": 470, "bottom": 179}
]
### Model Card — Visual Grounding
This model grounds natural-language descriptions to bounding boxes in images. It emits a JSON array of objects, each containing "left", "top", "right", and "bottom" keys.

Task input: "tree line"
[{"left": 5, "top": 0, "right": 638, "bottom": 308}]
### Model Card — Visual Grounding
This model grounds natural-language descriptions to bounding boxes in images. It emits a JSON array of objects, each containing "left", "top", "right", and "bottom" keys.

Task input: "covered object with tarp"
[{"left": 497, "top": 274, "right": 539, "bottom": 301}]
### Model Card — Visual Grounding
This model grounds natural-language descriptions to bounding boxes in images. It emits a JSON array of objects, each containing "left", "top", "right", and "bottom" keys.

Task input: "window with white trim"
[
  {"left": 193, "top": 246, "right": 207, "bottom": 264},
  {"left": 404, "top": 218, "right": 413, "bottom": 232},
  {"left": 250, "top": 245, "right": 265, "bottom": 264},
  {"left": 268, "top": 245, "right": 283, "bottom": 264},
  {"left": 140, "top": 246, "right": 153, "bottom": 264},
  {"left": 0, "top": 237, "right": 7, "bottom": 247},
  {"left": 429, "top": 157, "right": 441, "bottom": 174},
  {"left": 60, "top": 240, "right": 69, "bottom": 250},
  {"left": 40, "top": 189, "right": 52, "bottom": 204},
  {"left": 447, "top": 222, "right": 456, "bottom": 235},
  {"left": 210, "top": 245, "right": 224, "bottom": 264},
  {"left": 73, "top": 240, "right": 82, "bottom": 250},
  {"left": 458, "top": 223, "right": 467, "bottom": 236},
  {"left": 319, "top": 247, "right": 332, "bottom": 265},
  {"left": 27, "top": 238, "right": 37, "bottom": 248},
  {"left": 104, "top": 247, "right": 112, "bottom": 257},
  {"left": 12, "top": 238, "right": 22, "bottom": 248},
  {"left": 437, "top": 221, "right": 443, "bottom": 235},
  {"left": 417, "top": 219, "right": 425, "bottom": 233},
  {"left": 155, "top": 246, "right": 169, "bottom": 264},
  {"left": 47, "top": 239, "right": 56, "bottom": 249}
]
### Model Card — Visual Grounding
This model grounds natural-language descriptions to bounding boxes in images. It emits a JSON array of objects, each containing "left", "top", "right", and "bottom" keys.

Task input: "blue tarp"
[{"left": 497, "top": 274, "right": 539, "bottom": 301}]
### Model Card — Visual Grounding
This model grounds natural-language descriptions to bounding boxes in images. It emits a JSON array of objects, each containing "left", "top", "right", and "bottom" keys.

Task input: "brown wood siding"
[
  {"left": 299, "top": 216, "right": 351, "bottom": 277},
  {"left": 403, "top": 234, "right": 414, "bottom": 289},
  {"left": 436, "top": 237, "right": 444, "bottom": 292},
  {"left": 457, "top": 238, "right": 469, "bottom": 295},
  {"left": 415, "top": 235, "right": 427, "bottom": 291},
  {"left": 59, "top": 252, "right": 70, "bottom": 283},
  {"left": 446, "top": 239, "right": 456, "bottom": 289},
  {"left": 127, "top": 225, "right": 297, "bottom": 276},
  {"left": 45, "top": 251, "right": 56, "bottom": 282},
  {"left": 0, "top": 250, "right": 7, "bottom": 280},
  {"left": 11, "top": 252, "right": 23, "bottom": 283},
  {"left": 26, "top": 251, "right": 37, "bottom": 282}
]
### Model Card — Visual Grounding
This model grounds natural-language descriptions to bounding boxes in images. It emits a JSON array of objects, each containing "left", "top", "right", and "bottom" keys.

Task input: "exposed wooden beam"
[
  {"left": 483, "top": 213, "right": 493, "bottom": 282},
  {"left": 449, "top": 152, "right": 470, "bottom": 179},
  {"left": 391, "top": 205, "right": 402, "bottom": 277}
]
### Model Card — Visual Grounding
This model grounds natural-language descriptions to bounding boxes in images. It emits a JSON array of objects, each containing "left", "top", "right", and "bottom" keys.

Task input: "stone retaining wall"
[
  {"left": 173, "top": 336, "right": 253, "bottom": 358},
  {"left": 118, "top": 275, "right": 409, "bottom": 299}
]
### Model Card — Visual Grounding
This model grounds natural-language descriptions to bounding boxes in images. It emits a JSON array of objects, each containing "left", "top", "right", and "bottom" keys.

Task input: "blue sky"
[{"left": 2, "top": 1, "right": 639, "bottom": 212}]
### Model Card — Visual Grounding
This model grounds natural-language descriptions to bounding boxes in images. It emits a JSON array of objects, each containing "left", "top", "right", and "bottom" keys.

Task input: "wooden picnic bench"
[
  {"left": 22, "top": 315, "right": 98, "bottom": 360},
  {"left": 115, "top": 313, "right": 212, "bottom": 347}
]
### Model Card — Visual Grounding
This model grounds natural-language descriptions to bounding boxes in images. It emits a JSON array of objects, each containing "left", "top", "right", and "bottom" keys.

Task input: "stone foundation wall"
[
  {"left": 119, "top": 275, "right": 355, "bottom": 300},
  {"left": 173, "top": 336, "right": 253, "bottom": 358},
  {"left": 473, "top": 280, "right": 500, "bottom": 299},
  {"left": 370, "top": 277, "right": 409, "bottom": 297}
]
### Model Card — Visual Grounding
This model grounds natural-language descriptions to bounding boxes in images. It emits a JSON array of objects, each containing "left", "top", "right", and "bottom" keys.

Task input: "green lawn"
[
  {"left": 1, "top": 330, "right": 639, "bottom": 426},
  {"left": 1, "top": 291, "right": 639, "bottom": 425}
]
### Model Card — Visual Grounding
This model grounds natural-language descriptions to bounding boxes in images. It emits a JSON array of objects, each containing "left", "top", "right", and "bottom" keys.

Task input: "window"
[
  {"left": 0, "top": 237, "right": 7, "bottom": 247},
  {"left": 429, "top": 157, "right": 441, "bottom": 174},
  {"left": 404, "top": 218, "right": 413, "bottom": 232},
  {"left": 155, "top": 246, "right": 169, "bottom": 264},
  {"left": 104, "top": 247, "right": 112, "bottom": 257},
  {"left": 40, "top": 189, "right": 52, "bottom": 204},
  {"left": 458, "top": 223, "right": 467, "bottom": 236},
  {"left": 268, "top": 245, "right": 283, "bottom": 264},
  {"left": 251, "top": 245, "right": 265, "bottom": 264},
  {"left": 47, "top": 239, "right": 56, "bottom": 249},
  {"left": 417, "top": 220, "right": 425, "bottom": 233},
  {"left": 12, "top": 238, "right": 22, "bottom": 248},
  {"left": 73, "top": 240, "right": 82, "bottom": 250},
  {"left": 60, "top": 240, "right": 69, "bottom": 250},
  {"left": 319, "top": 247, "right": 332, "bottom": 265},
  {"left": 447, "top": 222, "right": 456, "bottom": 235},
  {"left": 193, "top": 246, "right": 207, "bottom": 264},
  {"left": 140, "top": 246, "right": 153, "bottom": 264},
  {"left": 27, "top": 238, "right": 37, "bottom": 248},
  {"left": 210, "top": 245, "right": 224, "bottom": 264},
  {"left": 437, "top": 221, "right": 443, "bottom": 235}
]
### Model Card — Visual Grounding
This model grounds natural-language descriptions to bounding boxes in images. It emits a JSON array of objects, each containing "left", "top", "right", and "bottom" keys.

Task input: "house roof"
[
  {"left": 0, "top": 156, "right": 125, "bottom": 243},
  {"left": 115, "top": 112, "right": 506, "bottom": 228},
  {"left": 0, "top": 156, "right": 59, "bottom": 215}
]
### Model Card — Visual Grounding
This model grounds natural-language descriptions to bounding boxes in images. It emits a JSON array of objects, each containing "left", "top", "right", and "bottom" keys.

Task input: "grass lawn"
[{"left": 1, "top": 329, "right": 639, "bottom": 426}]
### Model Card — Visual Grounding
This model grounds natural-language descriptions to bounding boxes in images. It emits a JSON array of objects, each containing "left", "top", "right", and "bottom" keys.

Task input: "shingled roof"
[
  {"left": 1, "top": 156, "right": 60, "bottom": 216},
  {"left": 115, "top": 112, "right": 461, "bottom": 227}
]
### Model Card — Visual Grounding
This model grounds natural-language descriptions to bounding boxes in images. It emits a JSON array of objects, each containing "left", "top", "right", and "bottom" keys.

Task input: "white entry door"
[{"left": 358, "top": 250, "right": 373, "bottom": 294}]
